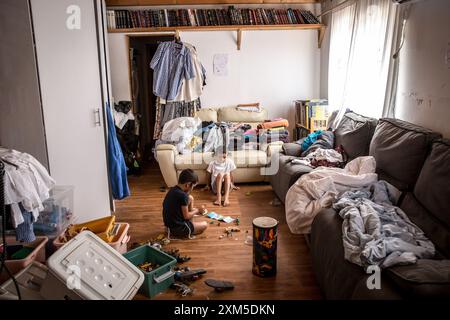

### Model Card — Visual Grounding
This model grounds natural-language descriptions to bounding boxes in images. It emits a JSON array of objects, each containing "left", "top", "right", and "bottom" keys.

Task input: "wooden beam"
[
  {"left": 237, "top": 29, "right": 242, "bottom": 50},
  {"left": 108, "top": 24, "right": 325, "bottom": 33},
  {"left": 318, "top": 25, "right": 326, "bottom": 49}
]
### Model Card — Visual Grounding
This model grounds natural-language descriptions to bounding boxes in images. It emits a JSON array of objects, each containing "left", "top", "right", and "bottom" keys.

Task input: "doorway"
[{"left": 127, "top": 35, "right": 174, "bottom": 163}]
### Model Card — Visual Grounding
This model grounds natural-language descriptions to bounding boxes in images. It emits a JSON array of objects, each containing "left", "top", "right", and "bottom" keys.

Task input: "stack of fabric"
[
  {"left": 257, "top": 118, "right": 290, "bottom": 144},
  {"left": 151, "top": 40, "right": 206, "bottom": 140},
  {"left": 0, "top": 148, "right": 55, "bottom": 242}
]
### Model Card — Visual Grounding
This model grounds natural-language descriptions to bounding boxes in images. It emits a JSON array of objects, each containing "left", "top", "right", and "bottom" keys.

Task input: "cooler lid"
[{"left": 46, "top": 231, "right": 144, "bottom": 300}]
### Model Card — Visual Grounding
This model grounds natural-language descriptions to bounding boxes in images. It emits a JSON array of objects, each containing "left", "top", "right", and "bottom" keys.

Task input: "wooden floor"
[{"left": 115, "top": 163, "right": 322, "bottom": 300}]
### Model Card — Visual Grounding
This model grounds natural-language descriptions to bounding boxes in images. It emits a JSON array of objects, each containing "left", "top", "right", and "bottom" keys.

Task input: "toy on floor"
[{"left": 204, "top": 279, "right": 235, "bottom": 292}]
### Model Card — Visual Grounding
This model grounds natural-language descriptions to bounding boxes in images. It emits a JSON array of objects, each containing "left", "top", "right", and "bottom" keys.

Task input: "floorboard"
[{"left": 115, "top": 163, "right": 322, "bottom": 300}]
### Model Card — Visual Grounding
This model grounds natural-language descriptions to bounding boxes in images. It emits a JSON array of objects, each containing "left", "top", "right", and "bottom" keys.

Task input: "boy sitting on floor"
[{"left": 162, "top": 169, "right": 208, "bottom": 238}]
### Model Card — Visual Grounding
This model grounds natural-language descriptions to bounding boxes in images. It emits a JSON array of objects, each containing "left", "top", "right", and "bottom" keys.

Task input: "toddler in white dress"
[{"left": 206, "top": 147, "right": 238, "bottom": 207}]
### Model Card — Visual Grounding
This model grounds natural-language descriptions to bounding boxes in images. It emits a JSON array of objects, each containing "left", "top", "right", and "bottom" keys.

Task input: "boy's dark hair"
[{"left": 178, "top": 169, "right": 199, "bottom": 184}]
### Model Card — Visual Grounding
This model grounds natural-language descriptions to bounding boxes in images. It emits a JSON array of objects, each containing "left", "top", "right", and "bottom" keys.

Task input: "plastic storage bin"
[
  {"left": 123, "top": 244, "right": 177, "bottom": 298},
  {"left": 0, "top": 236, "right": 48, "bottom": 284},
  {"left": 108, "top": 223, "right": 130, "bottom": 254},
  {"left": 41, "top": 231, "right": 144, "bottom": 300},
  {"left": 33, "top": 186, "right": 74, "bottom": 237},
  {"left": 0, "top": 261, "right": 48, "bottom": 299},
  {"left": 53, "top": 222, "right": 129, "bottom": 253},
  {"left": 66, "top": 215, "right": 116, "bottom": 243}
]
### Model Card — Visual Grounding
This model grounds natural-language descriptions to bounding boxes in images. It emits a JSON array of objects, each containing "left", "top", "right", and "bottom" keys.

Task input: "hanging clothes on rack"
[
  {"left": 150, "top": 39, "right": 207, "bottom": 140},
  {"left": 0, "top": 147, "right": 55, "bottom": 242},
  {"left": 153, "top": 97, "right": 202, "bottom": 140}
]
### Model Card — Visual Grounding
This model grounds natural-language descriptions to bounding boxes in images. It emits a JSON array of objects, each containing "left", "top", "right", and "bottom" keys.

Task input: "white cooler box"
[{"left": 0, "top": 231, "right": 144, "bottom": 300}]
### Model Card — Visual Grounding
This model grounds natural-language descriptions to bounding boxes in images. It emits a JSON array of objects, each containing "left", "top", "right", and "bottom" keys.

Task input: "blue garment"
[
  {"left": 16, "top": 205, "right": 36, "bottom": 243},
  {"left": 106, "top": 105, "right": 130, "bottom": 200},
  {"left": 150, "top": 41, "right": 195, "bottom": 100},
  {"left": 301, "top": 130, "right": 323, "bottom": 151}
]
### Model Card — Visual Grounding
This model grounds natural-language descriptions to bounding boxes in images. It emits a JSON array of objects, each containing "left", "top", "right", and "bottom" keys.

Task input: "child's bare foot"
[
  {"left": 223, "top": 199, "right": 230, "bottom": 207},
  {"left": 201, "top": 185, "right": 210, "bottom": 191},
  {"left": 213, "top": 199, "right": 221, "bottom": 206},
  {"left": 231, "top": 184, "right": 240, "bottom": 191}
]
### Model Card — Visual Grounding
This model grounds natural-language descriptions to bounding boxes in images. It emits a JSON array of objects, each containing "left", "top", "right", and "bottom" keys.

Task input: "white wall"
[
  {"left": 108, "top": 6, "right": 321, "bottom": 132},
  {"left": 395, "top": 0, "right": 450, "bottom": 138}
]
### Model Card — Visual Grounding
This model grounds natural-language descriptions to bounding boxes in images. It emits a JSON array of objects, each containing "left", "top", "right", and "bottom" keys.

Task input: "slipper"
[{"left": 204, "top": 279, "right": 234, "bottom": 292}]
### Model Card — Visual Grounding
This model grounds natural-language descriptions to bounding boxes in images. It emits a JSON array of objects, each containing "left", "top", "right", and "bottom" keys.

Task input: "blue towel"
[
  {"left": 301, "top": 130, "right": 323, "bottom": 151},
  {"left": 106, "top": 104, "right": 130, "bottom": 200}
]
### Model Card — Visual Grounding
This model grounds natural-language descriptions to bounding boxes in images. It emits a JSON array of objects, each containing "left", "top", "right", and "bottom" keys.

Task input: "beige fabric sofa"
[{"left": 156, "top": 106, "right": 284, "bottom": 187}]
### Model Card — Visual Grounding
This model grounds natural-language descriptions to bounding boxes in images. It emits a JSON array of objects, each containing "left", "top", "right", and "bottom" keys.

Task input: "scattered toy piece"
[
  {"left": 209, "top": 221, "right": 214, "bottom": 224},
  {"left": 175, "top": 269, "right": 207, "bottom": 282},
  {"left": 172, "top": 282, "right": 194, "bottom": 297},
  {"left": 245, "top": 192, "right": 252, "bottom": 196},
  {"left": 163, "top": 248, "right": 191, "bottom": 263},
  {"left": 235, "top": 218, "right": 240, "bottom": 226},
  {"left": 204, "top": 279, "right": 235, "bottom": 292},
  {"left": 138, "top": 261, "right": 160, "bottom": 272}
]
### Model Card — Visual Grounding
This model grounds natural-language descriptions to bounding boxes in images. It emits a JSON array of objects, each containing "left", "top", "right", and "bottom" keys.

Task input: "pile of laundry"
[
  {"left": 334, "top": 180, "right": 435, "bottom": 268},
  {"left": 0, "top": 148, "right": 55, "bottom": 242},
  {"left": 285, "top": 156, "right": 378, "bottom": 235},
  {"left": 290, "top": 130, "right": 346, "bottom": 168},
  {"left": 156, "top": 116, "right": 290, "bottom": 154}
]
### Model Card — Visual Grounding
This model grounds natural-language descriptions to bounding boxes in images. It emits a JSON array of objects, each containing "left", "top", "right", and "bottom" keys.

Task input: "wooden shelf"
[
  {"left": 108, "top": 24, "right": 326, "bottom": 49},
  {"left": 106, "top": 1, "right": 321, "bottom": 6}
]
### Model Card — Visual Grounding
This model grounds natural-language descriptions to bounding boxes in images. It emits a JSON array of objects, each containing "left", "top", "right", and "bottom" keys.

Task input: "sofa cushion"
[
  {"left": 400, "top": 193, "right": 450, "bottom": 258},
  {"left": 413, "top": 139, "right": 450, "bottom": 230},
  {"left": 218, "top": 106, "right": 267, "bottom": 123},
  {"left": 310, "top": 208, "right": 367, "bottom": 299},
  {"left": 369, "top": 118, "right": 441, "bottom": 190},
  {"left": 282, "top": 143, "right": 302, "bottom": 157},
  {"left": 230, "top": 150, "right": 268, "bottom": 168},
  {"left": 175, "top": 152, "right": 213, "bottom": 170},
  {"left": 334, "top": 112, "right": 377, "bottom": 161},
  {"left": 196, "top": 108, "right": 218, "bottom": 122},
  {"left": 386, "top": 259, "right": 450, "bottom": 298}
]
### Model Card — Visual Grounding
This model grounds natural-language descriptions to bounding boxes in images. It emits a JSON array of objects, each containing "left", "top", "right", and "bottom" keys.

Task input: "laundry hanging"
[
  {"left": 106, "top": 104, "right": 130, "bottom": 200},
  {"left": 150, "top": 40, "right": 206, "bottom": 140},
  {"left": 0, "top": 147, "right": 55, "bottom": 242}
]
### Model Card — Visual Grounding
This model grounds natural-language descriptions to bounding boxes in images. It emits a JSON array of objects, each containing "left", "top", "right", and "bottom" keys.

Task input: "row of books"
[
  {"left": 294, "top": 99, "right": 330, "bottom": 135},
  {"left": 106, "top": 7, "right": 320, "bottom": 30}
]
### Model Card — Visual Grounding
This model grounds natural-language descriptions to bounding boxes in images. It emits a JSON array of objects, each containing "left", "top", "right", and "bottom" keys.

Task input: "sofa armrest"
[
  {"left": 282, "top": 142, "right": 302, "bottom": 156},
  {"left": 156, "top": 143, "right": 177, "bottom": 152},
  {"left": 265, "top": 141, "right": 284, "bottom": 158},
  {"left": 156, "top": 144, "right": 178, "bottom": 187}
]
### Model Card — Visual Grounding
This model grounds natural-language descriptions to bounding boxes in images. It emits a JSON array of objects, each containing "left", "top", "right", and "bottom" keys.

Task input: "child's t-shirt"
[
  {"left": 207, "top": 157, "right": 236, "bottom": 178},
  {"left": 162, "top": 186, "right": 189, "bottom": 228}
]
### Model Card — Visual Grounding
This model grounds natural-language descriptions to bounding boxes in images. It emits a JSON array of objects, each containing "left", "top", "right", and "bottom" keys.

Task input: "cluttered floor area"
[{"left": 115, "top": 163, "right": 321, "bottom": 300}]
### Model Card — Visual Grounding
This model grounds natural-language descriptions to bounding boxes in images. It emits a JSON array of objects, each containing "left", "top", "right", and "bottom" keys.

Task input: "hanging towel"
[{"left": 106, "top": 104, "right": 130, "bottom": 200}]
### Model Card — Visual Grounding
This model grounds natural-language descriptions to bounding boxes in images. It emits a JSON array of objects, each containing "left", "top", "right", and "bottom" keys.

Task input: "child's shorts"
[{"left": 167, "top": 221, "right": 194, "bottom": 238}]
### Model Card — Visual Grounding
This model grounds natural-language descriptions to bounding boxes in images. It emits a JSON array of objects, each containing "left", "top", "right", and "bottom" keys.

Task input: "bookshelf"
[
  {"left": 106, "top": 1, "right": 321, "bottom": 6},
  {"left": 106, "top": 6, "right": 326, "bottom": 49}
]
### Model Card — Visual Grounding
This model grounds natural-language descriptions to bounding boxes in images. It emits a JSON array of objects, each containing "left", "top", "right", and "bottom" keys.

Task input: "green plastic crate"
[{"left": 123, "top": 245, "right": 176, "bottom": 298}]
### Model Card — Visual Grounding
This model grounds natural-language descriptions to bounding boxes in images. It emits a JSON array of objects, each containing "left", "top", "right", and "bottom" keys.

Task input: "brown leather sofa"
[{"left": 310, "top": 118, "right": 450, "bottom": 299}]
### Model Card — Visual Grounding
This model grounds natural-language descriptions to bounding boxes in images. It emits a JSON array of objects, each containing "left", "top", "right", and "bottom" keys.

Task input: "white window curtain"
[{"left": 328, "top": 0, "right": 398, "bottom": 122}]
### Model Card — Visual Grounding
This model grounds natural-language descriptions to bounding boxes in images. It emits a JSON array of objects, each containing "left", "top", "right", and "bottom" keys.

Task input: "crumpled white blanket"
[
  {"left": 334, "top": 181, "right": 435, "bottom": 268},
  {"left": 161, "top": 117, "right": 201, "bottom": 154},
  {"left": 285, "top": 156, "right": 378, "bottom": 234},
  {"left": 291, "top": 148, "right": 343, "bottom": 167}
]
